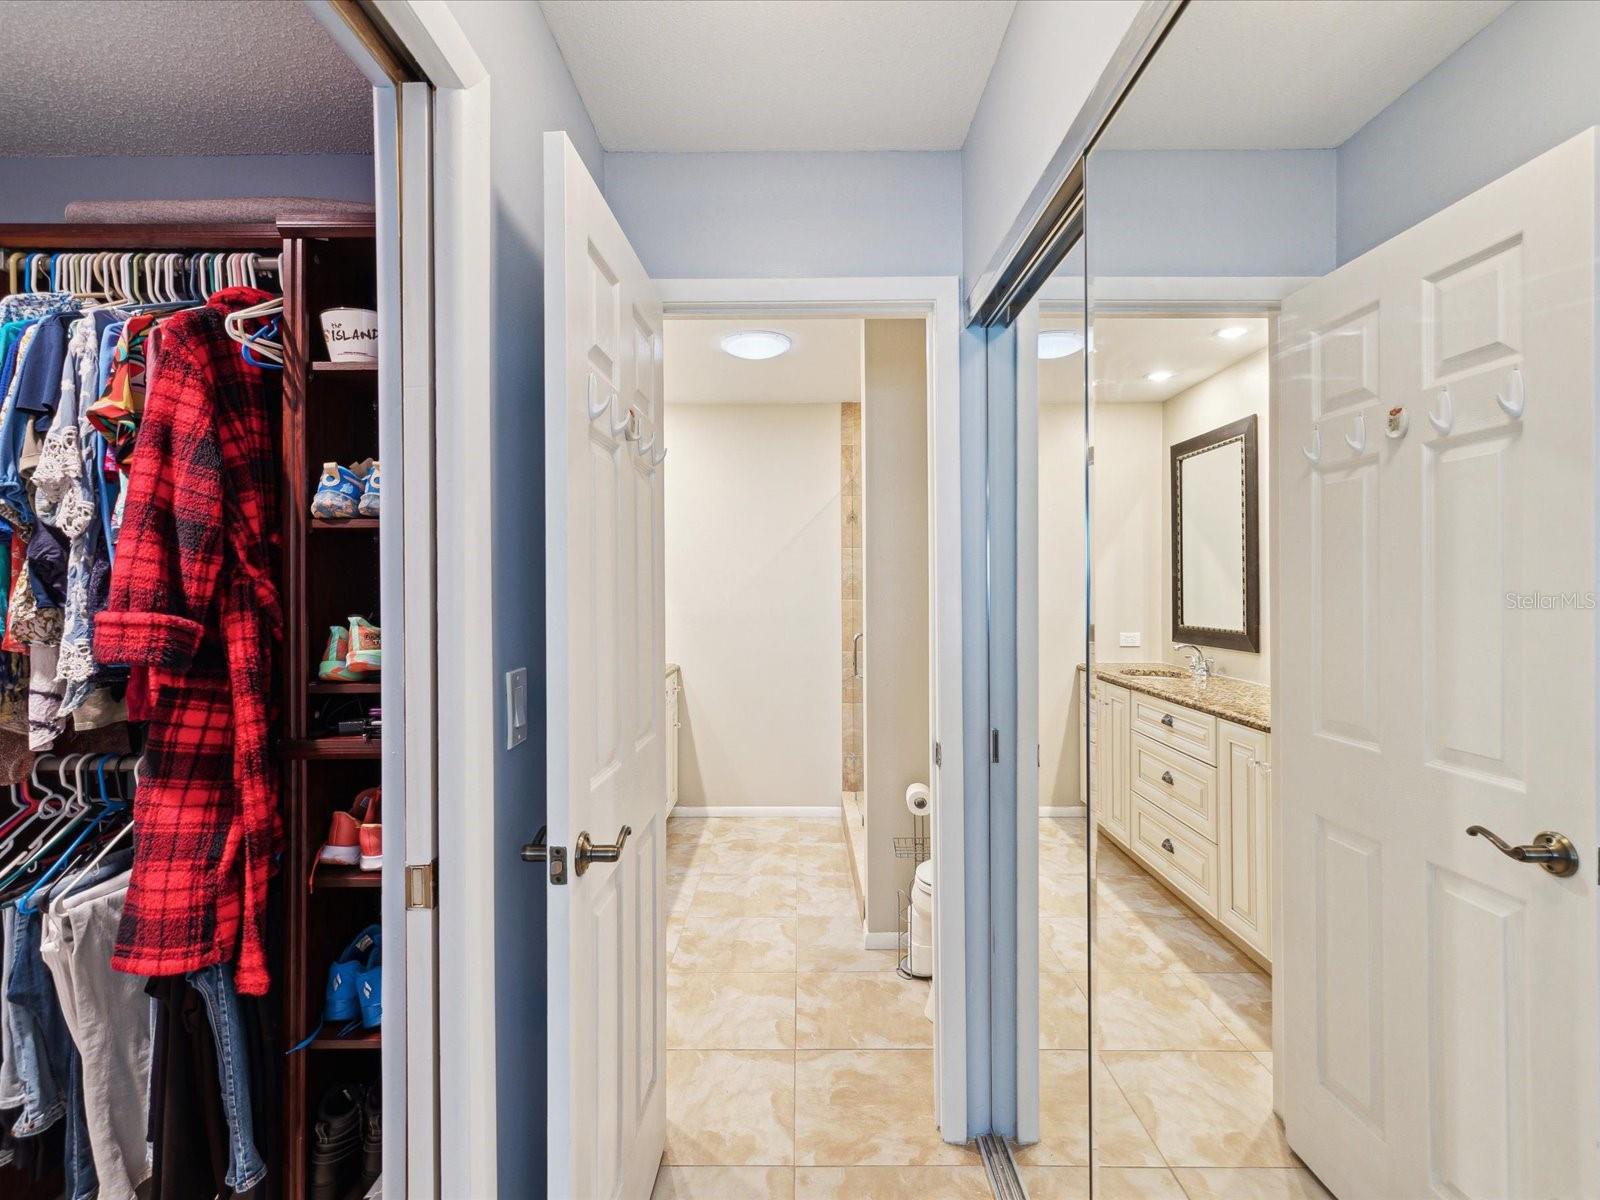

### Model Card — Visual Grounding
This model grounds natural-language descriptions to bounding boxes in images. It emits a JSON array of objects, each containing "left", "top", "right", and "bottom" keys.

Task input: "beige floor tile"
[
  {"left": 1170, "top": 1167, "right": 1333, "bottom": 1199},
  {"left": 794, "top": 1050, "right": 980, "bottom": 1166},
  {"left": 1077, "top": 971, "right": 1244, "bottom": 1051},
  {"left": 699, "top": 843, "right": 802, "bottom": 877},
  {"left": 794, "top": 1166, "right": 990, "bottom": 1198},
  {"left": 795, "top": 841, "right": 853, "bottom": 876},
  {"left": 1012, "top": 1051, "right": 1163, "bottom": 1168},
  {"left": 1096, "top": 841, "right": 1147, "bottom": 877},
  {"left": 1097, "top": 872, "right": 1188, "bottom": 917},
  {"left": 1130, "top": 913, "right": 1259, "bottom": 974},
  {"left": 796, "top": 915, "right": 898, "bottom": 972},
  {"left": 1040, "top": 870, "right": 1090, "bottom": 917},
  {"left": 1179, "top": 972, "right": 1272, "bottom": 1051},
  {"left": 666, "top": 1050, "right": 796, "bottom": 1166},
  {"left": 1040, "top": 968, "right": 1089, "bottom": 1050},
  {"left": 795, "top": 873, "right": 858, "bottom": 916},
  {"left": 1254, "top": 1051, "right": 1273, "bottom": 1073},
  {"left": 691, "top": 872, "right": 799, "bottom": 918},
  {"left": 1019, "top": 1166, "right": 1188, "bottom": 1199},
  {"left": 652, "top": 1165, "right": 797, "bottom": 1199},
  {"left": 1095, "top": 918, "right": 1173, "bottom": 972},
  {"left": 669, "top": 972, "right": 797, "bottom": 1049},
  {"left": 794, "top": 817, "right": 847, "bottom": 844},
  {"left": 670, "top": 838, "right": 720, "bottom": 871},
  {"left": 1043, "top": 917, "right": 1088, "bottom": 970},
  {"left": 1042, "top": 840, "right": 1089, "bottom": 875},
  {"left": 673, "top": 917, "right": 798, "bottom": 973},
  {"left": 1102, "top": 1051, "right": 1296, "bottom": 1168},
  {"left": 796, "top": 973, "right": 932, "bottom": 1049}
]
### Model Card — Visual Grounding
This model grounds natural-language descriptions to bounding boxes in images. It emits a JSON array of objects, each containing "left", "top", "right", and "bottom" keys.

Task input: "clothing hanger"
[
  {"left": 17, "top": 756, "right": 129, "bottom": 913},
  {"left": 55, "top": 757, "right": 136, "bottom": 899}
]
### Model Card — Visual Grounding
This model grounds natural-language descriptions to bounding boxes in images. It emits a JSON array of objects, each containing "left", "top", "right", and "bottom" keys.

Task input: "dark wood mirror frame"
[{"left": 1171, "top": 413, "right": 1260, "bottom": 652}]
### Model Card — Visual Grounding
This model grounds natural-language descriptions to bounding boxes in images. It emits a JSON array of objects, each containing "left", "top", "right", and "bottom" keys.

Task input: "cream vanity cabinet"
[{"left": 1082, "top": 679, "right": 1272, "bottom": 963}]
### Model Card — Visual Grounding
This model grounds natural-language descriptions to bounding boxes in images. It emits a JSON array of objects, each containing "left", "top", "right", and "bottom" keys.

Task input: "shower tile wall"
[{"left": 842, "top": 401, "right": 863, "bottom": 791}]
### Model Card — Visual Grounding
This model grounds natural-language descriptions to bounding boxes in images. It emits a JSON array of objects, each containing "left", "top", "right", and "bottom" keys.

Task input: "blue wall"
[
  {"left": 604, "top": 150, "right": 962, "bottom": 278},
  {"left": 1338, "top": 0, "right": 1600, "bottom": 262},
  {"left": 0, "top": 154, "right": 374, "bottom": 222}
]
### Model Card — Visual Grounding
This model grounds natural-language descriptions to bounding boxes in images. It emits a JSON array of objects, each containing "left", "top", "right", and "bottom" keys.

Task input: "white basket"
[{"left": 320, "top": 307, "right": 379, "bottom": 362}]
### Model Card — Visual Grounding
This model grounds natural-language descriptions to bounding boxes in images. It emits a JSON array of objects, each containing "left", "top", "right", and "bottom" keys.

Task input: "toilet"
[{"left": 909, "top": 858, "right": 934, "bottom": 977}]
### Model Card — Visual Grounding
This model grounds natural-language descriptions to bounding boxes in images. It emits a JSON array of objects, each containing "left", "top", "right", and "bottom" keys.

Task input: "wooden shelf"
[
  {"left": 308, "top": 681, "right": 382, "bottom": 695},
  {"left": 284, "top": 736, "right": 381, "bottom": 761},
  {"left": 310, "top": 360, "right": 377, "bottom": 375},
  {"left": 314, "top": 869, "right": 381, "bottom": 891},
  {"left": 310, "top": 518, "right": 379, "bottom": 532},
  {"left": 309, "top": 1030, "right": 381, "bottom": 1051}
]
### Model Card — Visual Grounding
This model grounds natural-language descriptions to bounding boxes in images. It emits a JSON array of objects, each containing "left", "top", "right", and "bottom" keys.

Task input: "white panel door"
[
  {"left": 545, "top": 130, "right": 668, "bottom": 1200},
  {"left": 1278, "top": 130, "right": 1598, "bottom": 1200}
]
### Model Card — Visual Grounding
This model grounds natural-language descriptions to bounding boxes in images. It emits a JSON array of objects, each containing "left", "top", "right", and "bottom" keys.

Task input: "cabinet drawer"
[
  {"left": 1129, "top": 795, "right": 1220, "bottom": 916},
  {"left": 1129, "top": 691, "right": 1216, "bottom": 765},
  {"left": 1129, "top": 732, "right": 1217, "bottom": 841}
]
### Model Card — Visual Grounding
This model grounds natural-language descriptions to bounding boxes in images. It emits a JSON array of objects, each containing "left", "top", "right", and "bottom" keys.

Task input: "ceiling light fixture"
[
  {"left": 1038, "top": 329, "right": 1085, "bottom": 360},
  {"left": 720, "top": 329, "right": 792, "bottom": 360},
  {"left": 1214, "top": 325, "right": 1249, "bottom": 341},
  {"left": 1145, "top": 369, "right": 1175, "bottom": 383}
]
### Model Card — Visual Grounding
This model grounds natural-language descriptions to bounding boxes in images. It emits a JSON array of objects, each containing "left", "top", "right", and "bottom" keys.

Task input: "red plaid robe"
[{"left": 94, "top": 287, "right": 283, "bottom": 995}]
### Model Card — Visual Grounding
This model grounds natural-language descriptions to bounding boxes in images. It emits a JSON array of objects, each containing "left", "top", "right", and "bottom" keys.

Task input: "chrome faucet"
[{"left": 1174, "top": 643, "right": 1211, "bottom": 683}]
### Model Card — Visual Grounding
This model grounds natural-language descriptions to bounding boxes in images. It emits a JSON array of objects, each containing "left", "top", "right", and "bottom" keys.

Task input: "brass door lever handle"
[
  {"left": 1466, "top": 825, "right": 1580, "bottom": 877},
  {"left": 576, "top": 825, "right": 632, "bottom": 876}
]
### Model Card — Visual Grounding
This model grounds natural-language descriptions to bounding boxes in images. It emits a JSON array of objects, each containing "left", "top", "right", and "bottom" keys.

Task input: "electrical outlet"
[
  {"left": 1119, "top": 632, "right": 1141, "bottom": 648},
  {"left": 506, "top": 667, "right": 529, "bottom": 749}
]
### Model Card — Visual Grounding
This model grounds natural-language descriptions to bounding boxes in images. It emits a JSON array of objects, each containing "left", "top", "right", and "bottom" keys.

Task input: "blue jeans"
[
  {"left": 64, "top": 1052, "right": 97, "bottom": 1200},
  {"left": 188, "top": 962, "right": 267, "bottom": 1192},
  {"left": 4, "top": 901, "right": 70, "bottom": 1136}
]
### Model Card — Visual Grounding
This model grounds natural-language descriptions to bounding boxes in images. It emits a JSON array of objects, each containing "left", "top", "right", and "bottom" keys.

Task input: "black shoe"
[
  {"left": 359, "top": 1082, "right": 382, "bottom": 1188},
  {"left": 310, "top": 1085, "right": 363, "bottom": 1200}
]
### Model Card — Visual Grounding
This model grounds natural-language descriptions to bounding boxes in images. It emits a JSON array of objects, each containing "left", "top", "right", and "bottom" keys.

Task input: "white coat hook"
[
  {"left": 650, "top": 446, "right": 668, "bottom": 469},
  {"left": 1428, "top": 386, "right": 1454, "bottom": 436},
  {"left": 1344, "top": 413, "right": 1366, "bottom": 453},
  {"left": 1497, "top": 367, "right": 1525, "bottom": 419},
  {"left": 608, "top": 390, "right": 630, "bottom": 437},
  {"left": 585, "top": 376, "right": 608, "bottom": 421},
  {"left": 1302, "top": 426, "right": 1321, "bottom": 465}
]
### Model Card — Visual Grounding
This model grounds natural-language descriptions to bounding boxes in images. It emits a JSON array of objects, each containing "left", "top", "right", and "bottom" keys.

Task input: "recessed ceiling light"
[
  {"left": 720, "top": 329, "right": 792, "bottom": 360},
  {"left": 1214, "top": 325, "right": 1249, "bottom": 341},
  {"left": 1146, "top": 369, "right": 1175, "bottom": 383},
  {"left": 1038, "top": 329, "right": 1085, "bottom": 360}
]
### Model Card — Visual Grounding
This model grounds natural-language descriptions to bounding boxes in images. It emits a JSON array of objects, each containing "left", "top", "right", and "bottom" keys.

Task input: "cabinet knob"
[
  {"left": 1160, "top": 837, "right": 1175, "bottom": 854},
  {"left": 1161, "top": 770, "right": 1174, "bottom": 786},
  {"left": 1160, "top": 714, "right": 1175, "bottom": 728}
]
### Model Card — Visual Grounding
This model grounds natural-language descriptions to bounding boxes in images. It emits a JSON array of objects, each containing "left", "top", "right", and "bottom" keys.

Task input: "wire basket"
[{"left": 893, "top": 812, "right": 930, "bottom": 863}]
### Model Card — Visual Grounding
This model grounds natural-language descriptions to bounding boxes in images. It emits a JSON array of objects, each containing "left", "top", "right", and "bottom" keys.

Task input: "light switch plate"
[
  {"left": 1119, "top": 632, "right": 1141, "bottom": 647},
  {"left": 506, "top": 667, "right": 529, "bottom": 749}
]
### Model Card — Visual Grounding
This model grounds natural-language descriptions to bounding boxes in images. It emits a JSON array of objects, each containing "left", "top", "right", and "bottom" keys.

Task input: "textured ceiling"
[
  {"left": 666, "top": 318, "right": 862, "bottom": 405},
  {"left": 0, "top": 1, "right": 370, "bottom": 156},
  {"left": 540, "top": 0, "right": 1016, "bottom": 151},
  {"left": 1103, "top": 0, "right": 1510, "bottom": 150}
]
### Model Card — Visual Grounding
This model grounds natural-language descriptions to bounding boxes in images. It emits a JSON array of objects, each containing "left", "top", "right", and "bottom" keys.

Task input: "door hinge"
[
  {"left": 991, "top": 728, "right": 1001, "bottom": 764},
  {"left": 934, "top": 740, "right": 942, "bottom": 767},
  {"left": 404, "top": 861, "right": 438, "bottom": 910}
]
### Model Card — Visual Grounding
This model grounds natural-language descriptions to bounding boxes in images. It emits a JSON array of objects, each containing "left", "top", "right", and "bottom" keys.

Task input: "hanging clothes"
[{"left": 93, "top": 286, "right": 283, "bottom": 995}]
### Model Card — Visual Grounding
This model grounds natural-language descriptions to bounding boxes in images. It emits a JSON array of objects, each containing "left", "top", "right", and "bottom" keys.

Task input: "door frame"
[{"left": 658, "top": 275, "right": 970, "bottom": 1139}]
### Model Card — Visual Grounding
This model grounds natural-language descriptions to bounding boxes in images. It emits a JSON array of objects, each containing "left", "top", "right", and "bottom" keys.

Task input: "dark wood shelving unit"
[
  {"left": 311, "top": 517, "right": 380, "bottom": 532},
  {"left": 309, "top": 680, "right": 383, "bottom": 695},
  {"left": 314, "top": 869, "right": 383, "bottom": 891},
  {"left": 311, "top": 359, "right": 378, "bottom": 374}
]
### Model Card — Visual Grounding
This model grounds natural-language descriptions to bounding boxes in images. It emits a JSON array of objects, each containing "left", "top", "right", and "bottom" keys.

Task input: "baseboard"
[
  {"left": 670, "top": 805, "right": 842, "bottom": 819},
  {"left": 863, "top": 930, "right": 899, "bottom": 951},
  {"left": 1041, "top": 805, "right": 1087, "bottom": 817}
]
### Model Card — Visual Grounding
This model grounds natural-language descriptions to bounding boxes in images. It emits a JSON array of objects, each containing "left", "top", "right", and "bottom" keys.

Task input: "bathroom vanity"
[{"left": 1080, "top": 663, "right": 1272, "bottom": 965}]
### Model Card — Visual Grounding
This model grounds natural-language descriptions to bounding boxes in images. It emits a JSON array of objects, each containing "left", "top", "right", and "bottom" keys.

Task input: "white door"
[
  {"left": 545, "top": 130, "right": 668, "bottom": 1200},
  {"left": 1277, "top": 129, "right": 1598, "bottom": 1200}
]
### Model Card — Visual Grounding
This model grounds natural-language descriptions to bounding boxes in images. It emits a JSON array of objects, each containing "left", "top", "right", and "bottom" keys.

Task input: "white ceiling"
[
  {"left": 666, "top": 318, "right": 862, "bottom": 405},
  {"left": 0, "top": 1, "right": 370, "bottom": 156},
  {"left": 1103, "top": 0, "right": 1511, "bottom": 150},
  {"left": 1039, "top": 315, "right": 1269, "bottom": 405},
  {"left": 540, "top": 0, "right": 1016, "bottom": 152}
]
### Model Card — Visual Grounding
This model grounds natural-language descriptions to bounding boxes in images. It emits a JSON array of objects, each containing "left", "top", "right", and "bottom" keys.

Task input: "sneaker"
[
  {"left": 309, "top": 1085, "right": 363, "bottom": 1200},
  {"left": 311, "top": 462, "right": 364, "bottom": 520},
  {"left": 318, "top": 625, "right": 358, "bottom": 682},
  {"left": 325, "top": 925, "right": 381, "bottom": 1026},
  {"left": 358, "top": 460, "right": 381, "bottom": 518},
  {"left": 316, "top": 787, "right": 378, "bottom": 869},
  {"left": 360, "top": 1084, "right": 382, "bottom": 1189},
  {"left": 356, "top": 945, "right": 382, "bottom": 1030},
  {"left": 358, "top": 789, "right": 382, "bottom": 872},
  {"left": 347, "top": 615, "right": 382, "bottom": 675}
]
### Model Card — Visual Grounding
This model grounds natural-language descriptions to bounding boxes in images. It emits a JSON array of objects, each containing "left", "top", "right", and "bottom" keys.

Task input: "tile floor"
[{"left": 655, "top": 813, "right": 1332, "bottom": 1200}]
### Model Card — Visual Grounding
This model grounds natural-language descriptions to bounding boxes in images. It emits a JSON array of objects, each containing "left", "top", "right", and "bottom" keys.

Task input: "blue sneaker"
[
  {"left": 358, "top": 459, "right": 381, "bottom": 518},
  {"left": 311, "top": 461, "right": 364, "bottom": 520},
  {"left": 357, "top": 949, "right": 381, "bottom": 1030},
  {"left": 325, "top": 925, "right": 381, "bottom": 1024}
]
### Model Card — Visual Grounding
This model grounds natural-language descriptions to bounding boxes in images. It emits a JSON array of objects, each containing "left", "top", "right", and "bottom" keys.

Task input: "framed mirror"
[{"left": 1171, "top": 413, "right": 1258, "bottom": 651}]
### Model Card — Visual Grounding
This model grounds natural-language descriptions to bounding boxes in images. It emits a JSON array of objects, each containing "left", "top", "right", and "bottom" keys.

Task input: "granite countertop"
[{"left": 1077, "top": 661, "right": 1271, "bottom": 733}]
